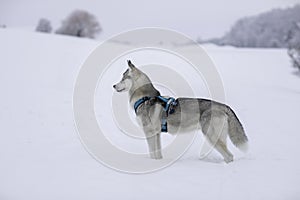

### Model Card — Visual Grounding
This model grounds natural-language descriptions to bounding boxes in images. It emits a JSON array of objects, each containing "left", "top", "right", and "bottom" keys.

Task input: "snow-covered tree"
[
  {"left": 35, "top": 18, "right": 52, "bottom": 33},
  {"left": 55, "top": 10, "right": 101, "bottom": 39},
  {"left": 207, "top": 4, "right": 300, "bottom": 48}
]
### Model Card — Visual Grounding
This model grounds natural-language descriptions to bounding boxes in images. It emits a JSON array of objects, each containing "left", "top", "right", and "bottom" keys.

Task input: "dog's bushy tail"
[{"left": 226, "top": 107, "right": 248, "bottom": 152}]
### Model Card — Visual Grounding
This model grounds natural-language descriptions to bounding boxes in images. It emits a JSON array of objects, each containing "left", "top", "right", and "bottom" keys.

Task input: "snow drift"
[{"left": 0, "top": 29, "right": 300, "bottom": 200}]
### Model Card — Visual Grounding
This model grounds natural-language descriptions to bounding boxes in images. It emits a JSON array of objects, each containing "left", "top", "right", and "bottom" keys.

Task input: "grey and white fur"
[{"left": 113, "top": 60, "right": 248, "bottom": 163}]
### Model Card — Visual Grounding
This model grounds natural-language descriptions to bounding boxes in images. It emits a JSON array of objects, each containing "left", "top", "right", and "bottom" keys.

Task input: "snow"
[{"left": 0, "top": 28, "right": 300, "bottom": 200}]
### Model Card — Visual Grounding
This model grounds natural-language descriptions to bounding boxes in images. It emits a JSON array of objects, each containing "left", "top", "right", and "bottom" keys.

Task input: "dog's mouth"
[
  {"left": 113, "top": 84, "right": 125, "bottom": 92},
  {"left": 116, "top": 88, "right": 125, "bottom": 92}
]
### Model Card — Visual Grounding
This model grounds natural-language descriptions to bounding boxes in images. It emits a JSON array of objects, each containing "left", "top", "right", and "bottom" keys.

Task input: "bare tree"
[
  {"left": 36, "top": 18, "right": 52, "bottom": 33},
  {"left": 55, "top": 10, "right": 101, "bottom": 39},
  {"left": 287, "top": 22, "right": 300, "bottom": 71},
  {"left": 287, "top": 22, "right": 300, "bottom": 49},
  {"left": 288, "top": 48, "right": 300, "bottom": 71}
]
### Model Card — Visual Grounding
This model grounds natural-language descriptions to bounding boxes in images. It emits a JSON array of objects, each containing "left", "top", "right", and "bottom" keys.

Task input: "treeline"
[{"left": 204, "top": 4, "right": 300, "bottom": 48}]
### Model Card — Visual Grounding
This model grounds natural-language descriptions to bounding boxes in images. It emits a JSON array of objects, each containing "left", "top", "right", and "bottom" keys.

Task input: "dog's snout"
[{"left": 113, "top": 85, "right": 116, "bottom": 89}]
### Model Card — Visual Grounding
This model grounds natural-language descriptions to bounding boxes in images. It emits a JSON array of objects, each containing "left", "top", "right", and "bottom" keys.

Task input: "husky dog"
[{"left": 113, "top": 60, "right": 248, "bottom": 163}]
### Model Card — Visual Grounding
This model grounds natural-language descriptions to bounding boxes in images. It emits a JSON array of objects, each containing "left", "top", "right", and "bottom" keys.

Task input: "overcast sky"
[{"left": 0, "top": 0, "right": 299, "bottom": 39}]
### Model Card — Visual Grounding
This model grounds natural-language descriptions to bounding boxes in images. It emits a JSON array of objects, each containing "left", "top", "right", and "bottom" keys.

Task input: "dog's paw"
[
  {"left": 224, "top": 156, "right": 234, "bottom": 163},
  {"left": 150, "top": 153, "right": 163, "bottom": 159}
]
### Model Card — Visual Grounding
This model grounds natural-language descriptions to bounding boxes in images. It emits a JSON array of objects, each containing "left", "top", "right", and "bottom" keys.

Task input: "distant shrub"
[
  {"left": 35, "top": 18, "right": 52, "bottom": 33},
  {"left": 55, "top": 10, "right": 101, "bottom": 39}
]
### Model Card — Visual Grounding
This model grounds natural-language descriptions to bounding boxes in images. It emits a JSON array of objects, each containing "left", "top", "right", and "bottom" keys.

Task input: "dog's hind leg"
[
  {"left": 200, "top": 110, "right": 233, "bottom": 163},
  {"left": 217, "top": 127, "right": 234, "bottom": 163},
  {"left": 214, "top": 140, "right": 233, "bottom": 163}
]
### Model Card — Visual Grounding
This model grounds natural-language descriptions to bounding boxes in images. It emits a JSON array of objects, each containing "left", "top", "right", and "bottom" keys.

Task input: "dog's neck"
[{"left": 129, "top": 74, "right": 160, "bottom": 107}]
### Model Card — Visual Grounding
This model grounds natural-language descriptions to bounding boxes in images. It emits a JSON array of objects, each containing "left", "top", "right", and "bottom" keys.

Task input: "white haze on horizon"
[{"left": 0, "top": 0, "right": 299, "bottom": 40}]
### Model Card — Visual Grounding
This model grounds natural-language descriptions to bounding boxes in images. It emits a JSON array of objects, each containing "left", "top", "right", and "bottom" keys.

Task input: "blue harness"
[{"left": 134, "top": 96, "right": 178, "bottom": 132}]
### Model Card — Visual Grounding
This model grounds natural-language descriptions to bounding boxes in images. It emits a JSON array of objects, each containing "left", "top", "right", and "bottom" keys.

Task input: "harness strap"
[
  {"left": 134, "top": 96, "right": 151, "bottom": 114},
  {"left": 159, "top": 97, "right": 176, "bottom": 112},
  {"left": 134, "top": 96, "right": 178, "bottom": 133}
]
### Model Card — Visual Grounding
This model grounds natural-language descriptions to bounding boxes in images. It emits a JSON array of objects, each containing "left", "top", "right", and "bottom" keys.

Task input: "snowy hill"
[{"left": 0, "top": 29, "right": 300, "bottom": 200}]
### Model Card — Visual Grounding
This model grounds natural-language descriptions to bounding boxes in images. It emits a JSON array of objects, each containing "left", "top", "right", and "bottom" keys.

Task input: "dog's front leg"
[
  {"left": 145, "top": 131, "right": 162, "bottom": 159},
  {"left": 139, "top": 110, "right": 163, "bottom": 159},
  {"left": 154, "top": 132, "right": 162, "bottom": 159}
]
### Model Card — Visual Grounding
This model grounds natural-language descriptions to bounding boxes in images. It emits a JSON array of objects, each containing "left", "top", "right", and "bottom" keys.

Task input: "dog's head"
[{"left": 113, "top": 60, "right": 139, "bottom": 92}]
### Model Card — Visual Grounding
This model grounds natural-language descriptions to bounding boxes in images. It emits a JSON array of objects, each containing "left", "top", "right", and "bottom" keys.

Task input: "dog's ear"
[{"left": 127, "top": 60, "right": 136, "bottom": 70}]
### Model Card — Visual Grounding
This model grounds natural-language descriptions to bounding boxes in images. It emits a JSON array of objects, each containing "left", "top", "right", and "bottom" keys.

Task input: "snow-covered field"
[{"left": 0, "top": 29, "right": 300, "bottom": 200}]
